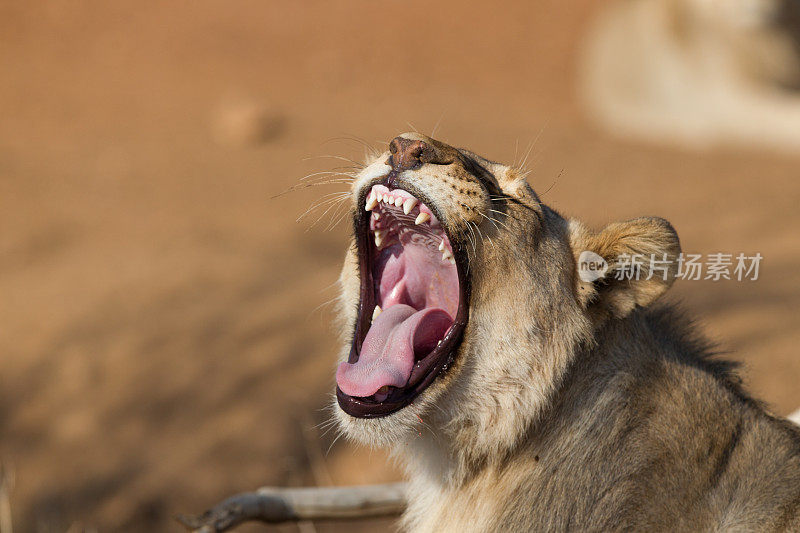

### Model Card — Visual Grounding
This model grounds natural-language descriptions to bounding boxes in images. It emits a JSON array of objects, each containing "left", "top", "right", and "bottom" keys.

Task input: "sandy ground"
[{"left": 1, "top": 1, "right": 799, "bottom": 531}]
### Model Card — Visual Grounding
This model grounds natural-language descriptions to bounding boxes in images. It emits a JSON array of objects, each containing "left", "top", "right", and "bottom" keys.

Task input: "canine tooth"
[
  {"left": 374, "top": 230, "right": 386, "bottom": 248},
  {"left": 442, "top": 249, "right": 454, "bottom": 262},
  {"left": 373, "top": 212, "right": 380, "bottom": 220},
  {"left": 403, "top": 198, "right": 418, "bottom": 214},
  {"left": 394, "top": 197, "right": 403, "bottom": 207},
  {"left": 438, "top": 239, "right": 446, "bottom": 251},
  {"left": 372, "top": 305, "right": 382, "bottom": 322},
  {"left": 365, "top": 194, "right": 378, "bottom": 211},
  {"left": 415, "top": 212, "right": 431, "bottom": 225}
]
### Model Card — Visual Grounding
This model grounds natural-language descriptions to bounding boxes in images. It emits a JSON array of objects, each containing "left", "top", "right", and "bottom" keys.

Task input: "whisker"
[
  {"left": 481, "top": 211, "right": 512, "bottom": 231},
  {"left": 330, "top": 199, "right": 356, "bottom": 228},
  {"left": 306, "top": 196, "right": 352, "bottom": 230},
  {"left": 326, "top": 430, "right": 345, "bottom": 456},
  {"left": 487, "top": 207, "right": 522, "bottom": 225},
  {"left": 335, "top": 134, "right": 382, "bottom": 159},
  {"left": 293, "top": 178, "right": 355, "bottom": 189},
  {"left": 455, "top": 213, "right": 478, "bottom": 259},
  {"left": 296, "top": 192, "right": 351, "bottom": 223},
  {"left": 298, "top": 170, "right": 355, "bottom": 182},
  {"left": 323, "top": 135, "right": 377, "bottom": 153},
  {"left": 323, "top": 200, "right": 353, "bottom": 232},
  {"left": 303, "top": 154, "right": 366, "bottom": 169},
  {"left": 474, "top": 217, "right": 497, "bottom": 250},
  {"left": 518, "top": 139, "right": 535, "bottom": 172},
  {"left": 319, "top": 422, "right": 338, "bottom": 440},
  {"left": 300, "top": 171, "right": 357, "bottom": 182},
  {"left": 431, "top": 111, "right": 446, "bottom": 138},
  {"left": 471, "top": 220, "right": 489, "bottom": 255},
  {"left": 467, "top": 220, "right": 479, "bottom": 256},
  {"left": 518, "top": 125, "right": 545, "bottom": 171},
  {"left": 539, "top": 168, "right": 564, "bottom": 197},
  {"left": 300, "top": 190, "right": 352, "bottom": 205},
  {"left": 314, "top": 417, "right": 338, "bottom": 432},
  {"left": 272, "top": 175, "right": 354, "bottom": 199}
]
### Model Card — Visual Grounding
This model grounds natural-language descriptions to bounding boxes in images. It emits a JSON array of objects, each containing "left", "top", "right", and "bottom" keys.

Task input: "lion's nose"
[
  {"left": 389, "top": 136, "right": 427, "bottom": 171},
  {"left": 387, "top": 134, "right": 455, "bottom": 175}
]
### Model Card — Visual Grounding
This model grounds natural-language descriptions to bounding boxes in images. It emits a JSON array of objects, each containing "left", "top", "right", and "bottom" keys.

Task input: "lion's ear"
[{"left": 569, "top": 217, "right": 681, "bottom": 319}]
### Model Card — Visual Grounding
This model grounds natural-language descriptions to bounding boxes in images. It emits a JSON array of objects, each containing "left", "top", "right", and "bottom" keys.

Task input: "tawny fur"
[{"left": 334, "top": 133, "right": 800, "bottom": 532}]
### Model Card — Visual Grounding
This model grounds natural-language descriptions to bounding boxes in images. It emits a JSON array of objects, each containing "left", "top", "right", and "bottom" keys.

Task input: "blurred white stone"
[{"left": 580, "top": 0, "right": 800, "bottom": 153}]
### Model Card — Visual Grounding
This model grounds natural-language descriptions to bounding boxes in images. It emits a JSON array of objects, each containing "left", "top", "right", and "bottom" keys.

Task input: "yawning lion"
[{"left": 333, "top": 133, "right": 800, "bottom": 531}]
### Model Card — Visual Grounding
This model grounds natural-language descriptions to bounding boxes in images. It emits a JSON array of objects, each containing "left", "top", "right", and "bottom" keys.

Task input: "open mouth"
[{"left": 336, "top": 183, "right": 469, "bottom": 418}]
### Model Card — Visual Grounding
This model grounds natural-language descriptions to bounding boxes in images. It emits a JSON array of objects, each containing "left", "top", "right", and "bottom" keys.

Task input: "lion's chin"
[{"left": 334, "top": 373, "right": 453, "bottom": 446}]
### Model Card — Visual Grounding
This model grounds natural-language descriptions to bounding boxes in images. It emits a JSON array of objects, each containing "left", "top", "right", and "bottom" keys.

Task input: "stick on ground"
[{"left": 176, "top": 482, "right": 407, "bottom": 533}]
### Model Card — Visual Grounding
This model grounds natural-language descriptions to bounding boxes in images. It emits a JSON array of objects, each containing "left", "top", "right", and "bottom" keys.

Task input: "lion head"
[{"left": 333, "top": 133, "right": 681, "bottom": 465}]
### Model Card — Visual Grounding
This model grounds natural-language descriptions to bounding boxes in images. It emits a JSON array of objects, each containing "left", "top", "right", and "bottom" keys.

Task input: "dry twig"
[{"left": 176, "top": 483, "right": 407, "bottom": 532}]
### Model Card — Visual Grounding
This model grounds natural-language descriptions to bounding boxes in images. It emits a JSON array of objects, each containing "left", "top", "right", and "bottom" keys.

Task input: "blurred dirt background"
[{"left": 1, "top": 1, "right": 798, "bottom": 531}]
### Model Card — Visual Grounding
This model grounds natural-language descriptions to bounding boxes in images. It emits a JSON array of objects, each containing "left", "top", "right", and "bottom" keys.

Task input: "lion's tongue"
[{"left": 336, "top": 304, "right": 452, "bottom": 398}]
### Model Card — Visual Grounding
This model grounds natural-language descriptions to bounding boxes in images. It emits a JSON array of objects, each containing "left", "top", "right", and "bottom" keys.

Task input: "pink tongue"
[{"left": 336, "top": 304, "right": 452, "bottom": 398}]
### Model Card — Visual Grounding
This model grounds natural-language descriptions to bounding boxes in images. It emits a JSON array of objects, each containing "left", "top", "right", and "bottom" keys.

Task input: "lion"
[
  {"left": 580, "top": 0, "right": 800, "bottom": 152},
  {"left": 332, "top": 133, "right": 800, "bottom": 532}
]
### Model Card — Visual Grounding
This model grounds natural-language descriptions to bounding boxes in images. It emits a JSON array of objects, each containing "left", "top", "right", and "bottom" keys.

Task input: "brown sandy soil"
[{"left": 1, "top": 1, "right": 798, "bottom": 531}]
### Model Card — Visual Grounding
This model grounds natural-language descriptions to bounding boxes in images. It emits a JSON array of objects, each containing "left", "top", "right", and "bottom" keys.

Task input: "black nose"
[{"left": 389, "top": 136, "right": 427, "bottom": 172}]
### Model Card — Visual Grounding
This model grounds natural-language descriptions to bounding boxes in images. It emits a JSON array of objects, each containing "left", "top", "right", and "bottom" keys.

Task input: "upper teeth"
[
  {"left": 366, "top": 187, "right": 440, "bottom": 254},
  {"left": 367, "top": 191, "right": 425, "bottom": 215}
]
